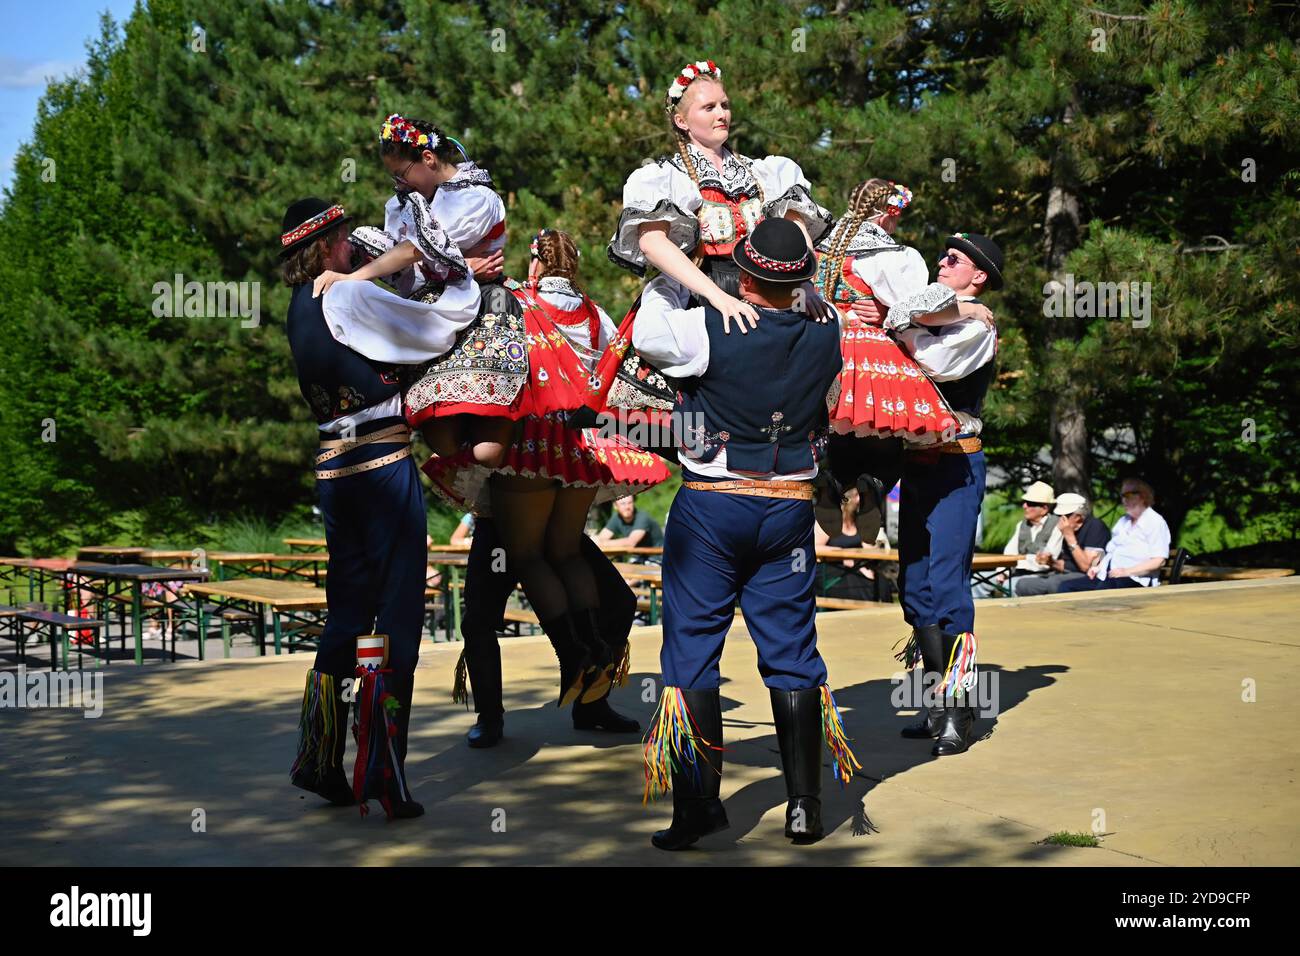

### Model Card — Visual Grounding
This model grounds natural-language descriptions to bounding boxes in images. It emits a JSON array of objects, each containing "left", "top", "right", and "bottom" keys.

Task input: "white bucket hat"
[{"left": 1053, "top": 492, "right": 1088, "bottom": 516}]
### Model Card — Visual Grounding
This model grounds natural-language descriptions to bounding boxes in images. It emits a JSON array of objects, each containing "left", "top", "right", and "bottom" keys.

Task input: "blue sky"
[{"left": 0, "top": 0, "right": 139, "bottom": 193}]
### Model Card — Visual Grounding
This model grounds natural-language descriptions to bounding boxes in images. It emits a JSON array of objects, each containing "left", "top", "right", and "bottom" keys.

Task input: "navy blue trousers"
[
  {"left": 312, "top": 420, "right": 427, "bottom": 688},
  {"left": 898, "top": 449, "right": 986, "bottom": 634},
  {"left": 660, "top": 480, "right": 827, "bottom": 692}
]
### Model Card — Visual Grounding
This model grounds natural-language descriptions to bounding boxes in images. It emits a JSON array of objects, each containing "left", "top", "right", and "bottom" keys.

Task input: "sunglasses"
[{"left": 937, "top": 251, "right": 973, "bottom": 268}]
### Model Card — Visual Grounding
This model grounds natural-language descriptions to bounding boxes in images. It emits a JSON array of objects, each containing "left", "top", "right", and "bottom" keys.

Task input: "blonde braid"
[{"left": 819, "top": 179, "right": 894, "bottom": 301}]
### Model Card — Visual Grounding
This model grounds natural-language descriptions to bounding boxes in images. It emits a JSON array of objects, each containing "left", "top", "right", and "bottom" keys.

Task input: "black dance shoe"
[
  {"left": 291, "top": 767, "right": 356, "bottom": 807},
  {"left": 467, "top": 715, "right": 504, "bottom": 749},
  {"left": 572, "top": 697, "right": 640, "bottom": 733}
]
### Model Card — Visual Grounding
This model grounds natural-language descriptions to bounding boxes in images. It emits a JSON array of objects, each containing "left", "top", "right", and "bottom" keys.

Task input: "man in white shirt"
[
  {"left": 280, "top": 197, "right": 477, "bottom": 821},
  {"left": 1059, "top": 478, "right": 1172, "bottom": 591},
  {"left": 632, "top": 218, "right": 858, "bottom": 851}
]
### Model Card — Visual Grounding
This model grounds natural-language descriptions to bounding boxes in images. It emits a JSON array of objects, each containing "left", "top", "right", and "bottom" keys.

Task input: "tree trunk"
[{"left": 1043, "top": 96, "right": 1090, "bottom": 496}]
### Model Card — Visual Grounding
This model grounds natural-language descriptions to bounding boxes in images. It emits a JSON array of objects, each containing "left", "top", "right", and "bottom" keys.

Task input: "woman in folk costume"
[
  {"left": 315, "top": 114, "right": 528, "bottom": 499},
  {"left": 812, "top": 178, "right": 994, "bottom": 541},
  {"left": 452, "top": 228, "right": 670, "bottom": 709},
  {"left": 596, "top": 60, "right": 835, "bottom": 426}
]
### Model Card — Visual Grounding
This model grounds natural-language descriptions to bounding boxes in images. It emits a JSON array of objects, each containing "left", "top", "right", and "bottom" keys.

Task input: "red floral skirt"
[
  {"left": 829, "top": 322, "right": 958, "bottom": 442},
  {"left": 424, "top": 413, "right": 670, "bottom": 511}
]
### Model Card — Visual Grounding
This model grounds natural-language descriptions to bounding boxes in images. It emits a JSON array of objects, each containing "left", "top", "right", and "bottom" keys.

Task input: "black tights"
[{"left": 488, "top": 473, "right": 600, "bottom": 622}]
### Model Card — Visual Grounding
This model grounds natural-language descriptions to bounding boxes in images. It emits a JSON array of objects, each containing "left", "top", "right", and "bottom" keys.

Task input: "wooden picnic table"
[
  {"left": 815, "top": 546, "right": 1023, "bottom": 598},
  {"left": 425, "top": 553, "right": 473, "bottom": 639},
  {"left": 283, "top": 537, "right": 327, "bottom": 552},
  {"left": 212, "top": 552, "right": 328, "bottom": 585},
  {"left": 182, "top": 578, "right": 329, "bottom": 658},
  {"left": 65, "top": 563, "right": 210, "bottom": 665},
  {"left": 76, "top": 546, "right": 147, "bottom": 564},
  {"left": 140, "top": 549, "right": 203, "bottom": 567},
  {"left": 0, "top": 556, "right": 74, "bottom": 606}
]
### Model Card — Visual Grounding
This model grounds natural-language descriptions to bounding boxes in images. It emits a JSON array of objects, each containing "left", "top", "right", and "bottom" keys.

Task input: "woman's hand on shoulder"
[{"left": 312, "top": 270, "right": 351, "bottom": 299}]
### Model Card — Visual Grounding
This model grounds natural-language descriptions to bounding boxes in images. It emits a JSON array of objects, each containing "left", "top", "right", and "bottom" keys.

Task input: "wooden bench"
[
  {"left": 500, "top": 607, "right": 540, "bottom": 632},
  {"left": 15, "top": 609, "right": 107, "bottom": 670},
  {"left": 1177, "top": 565, "right": 1295, "bottom": 582},
  {"left": 815, "top": 596, "right": 875, "bottom": 611}
]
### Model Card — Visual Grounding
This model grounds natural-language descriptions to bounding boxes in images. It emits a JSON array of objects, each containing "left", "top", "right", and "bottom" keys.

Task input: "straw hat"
[{"left": 1021, "top": 481, "right": 1057, "bottom": 505}]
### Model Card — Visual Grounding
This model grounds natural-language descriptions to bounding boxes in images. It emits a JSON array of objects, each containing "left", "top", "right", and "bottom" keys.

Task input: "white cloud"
[{"left": 0, "top": 56, "right": 84, "bottom": 90}]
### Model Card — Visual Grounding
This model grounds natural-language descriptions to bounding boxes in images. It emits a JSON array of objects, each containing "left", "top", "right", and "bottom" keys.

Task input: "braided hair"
[
  {"left": 532, "top": 229, "right": 585, "bottom": 297},
  {"left": 665, "top": 71, "right": 766, "bottom": 211},
  {"left": 818, "top": 178, "right": 896, "bottom": 301}
]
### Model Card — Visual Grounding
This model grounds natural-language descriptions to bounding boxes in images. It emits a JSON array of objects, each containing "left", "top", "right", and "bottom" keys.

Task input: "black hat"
[
  {"left": 943, "top": 232, "right": 1004, "bottom": 291},
  {"left": 732, "top": 217, "right": 816, "bottom": 283},
  {"left": 280, "top": 197, "right": 351, "bottom": 259}
]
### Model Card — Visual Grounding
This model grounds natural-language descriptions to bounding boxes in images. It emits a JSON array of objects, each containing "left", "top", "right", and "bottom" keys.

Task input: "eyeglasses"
[
  {"left": 390, "top": 159, "right": 417, "bottom": 186},
  {"left": 1121, "top": 491, "right": 1142, "bottom": 499},
  {"left": 937, "top": 252, "right": 971, "bottom": 268},
  {"left": 1021, "top": 501, "right": 1047, "bottom": 508}
]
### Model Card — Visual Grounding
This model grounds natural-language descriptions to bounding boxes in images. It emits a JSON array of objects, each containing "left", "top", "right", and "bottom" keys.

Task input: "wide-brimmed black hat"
[
  {"left": 280, "top": 197, "right": 351, "bottom": 259},
  {"left": 732, "top": 218, "right": 816, "bottom": 283},
  {"left": 943, "top": 232, "right": 1004, "bottom": 290}
]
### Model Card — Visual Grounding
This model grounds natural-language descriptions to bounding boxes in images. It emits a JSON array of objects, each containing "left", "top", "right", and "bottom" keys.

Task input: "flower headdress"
[
  {"left": 665, "top": 60, "right": 722, "bottom": 111},
  {"left": 380, "top": 113, "right": 440, "bottom": 152},
  {"left": 887, "top": 182, "right": 913, "bottom": 212}
]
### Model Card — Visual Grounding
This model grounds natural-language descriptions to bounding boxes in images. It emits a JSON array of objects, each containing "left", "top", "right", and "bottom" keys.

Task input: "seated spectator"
[
  {"left": 974, "top": 481, "right": 1058, "bottom": 597},
  {"left": 814, "top": 486, "right": 893, "bottom": 602},
  {"left": 450, "top": 512, "right": 475, "bottom": 545},
  {"left": 596, "top": 495, "right": 663, "bottom": 563},
  {"left": 1014, "top": 492, "right": 1109, "bottom": 595},
  {"left": 1058, "top": 478, "right": 1171, "bottom": 592}
]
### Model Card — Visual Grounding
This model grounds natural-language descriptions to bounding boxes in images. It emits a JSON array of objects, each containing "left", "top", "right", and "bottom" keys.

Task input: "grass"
[{"left": 1042, "top": 831, "right": 1102, "bottom": 848}]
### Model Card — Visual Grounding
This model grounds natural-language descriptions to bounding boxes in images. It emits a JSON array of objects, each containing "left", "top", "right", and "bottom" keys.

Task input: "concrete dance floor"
[{"left": 2, "top": 578, "right": 1297, "bottom": 866}]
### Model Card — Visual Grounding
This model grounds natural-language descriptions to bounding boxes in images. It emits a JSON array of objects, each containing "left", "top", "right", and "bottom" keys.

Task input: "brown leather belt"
[
  {"left": 910, "top": 436, "right": 983, "bottom": 456},
  {"left": 939, "top": 436, "right": 983, "bottom": 454},
  {"left": 315, "top": 424, "right": 412, "bottom": 480},
  {"left": 683, "top": 479, "right": 815, "bottom": 501}
]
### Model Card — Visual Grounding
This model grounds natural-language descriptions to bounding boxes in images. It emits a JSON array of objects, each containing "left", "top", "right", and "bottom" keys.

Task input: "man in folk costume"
[
  {"left": 887, "top": 232, "right": 1003, "bottom": 758},
  {"left": 633, "top": 217, "right": 860, "bottom": 850},
  {"left": 280, "top": 197, "right": 479, "bottom": 818}
]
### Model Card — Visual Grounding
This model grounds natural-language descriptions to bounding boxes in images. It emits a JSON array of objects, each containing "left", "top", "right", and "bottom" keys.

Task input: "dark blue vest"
[
  {"left": 285, "top": 282, "right": 402, "bottom": 424},
  {"left": 673, "top": 303, "right": 842, "bottom": 474},
  {"left": 933, "top": 297, "right": 996, "bottom": 418}
]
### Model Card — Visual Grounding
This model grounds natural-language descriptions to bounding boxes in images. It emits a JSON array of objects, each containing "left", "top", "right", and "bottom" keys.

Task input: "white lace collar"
[
  {"left": 667, "top": 142, "right": 758, "bottom": 199},
  {"left": 536, "top": 275, "right": 582, "bottom": 298},
  {"left": 439, "top": 160, "right": 495, "bottom": 192},
  {"left": 818, "top": 219, "right": 899, "bottom": 256}
]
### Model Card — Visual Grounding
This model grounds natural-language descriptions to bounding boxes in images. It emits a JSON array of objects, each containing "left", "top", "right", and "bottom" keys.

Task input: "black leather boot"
[
  {"left": 900, "top": 624, "right": 946, "bottom": 739},
  {"left": 291, "top": 671, "right": 356, "bottom": 806},
  {"left": 932, "top": 631, "right": 976, "bottom": 757},
  {"left": 464, "top": 641, "right": 504, "bottom": 749},
  {"left": 385, "top": 672, "right": 424, "bottom": 819},
  {"left": 571, "top": 607, "right": 613, "bottom": 705},
  {"left": 541, "top": 613, "right": 597, "bottom": 708},
  {"left": 771, "top": 687, "right": 825, "bottom": 843},
  {"left": 652, "top": 688, "right": 729, "bottom": 851},
  {"left": 572, "top": 695, "right": 640, "bottom": 733}
]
